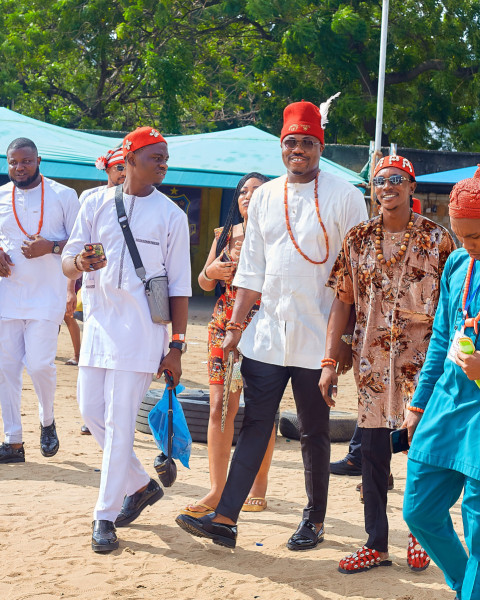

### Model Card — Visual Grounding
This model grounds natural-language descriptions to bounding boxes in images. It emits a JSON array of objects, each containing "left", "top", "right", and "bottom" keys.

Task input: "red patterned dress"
[{"left": 208, "top": 227, "right": 260, "bottom": 384}]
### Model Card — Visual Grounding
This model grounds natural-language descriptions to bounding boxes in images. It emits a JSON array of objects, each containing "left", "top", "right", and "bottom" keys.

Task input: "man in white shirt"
[
  {"left": 76, "top": 146, "right": 126, "bottom": 435},
  {"left": 63, "top": 126, "right": 191, "bottom": 553},
  {"left": 78, "top": 146, "right": 126, "bottom": 206},
  {"left": 176, "top": 99, "right": 368, "bottom": 549},
  {"left": 0, "top": 138, "right": 79, "bottom": 463}
]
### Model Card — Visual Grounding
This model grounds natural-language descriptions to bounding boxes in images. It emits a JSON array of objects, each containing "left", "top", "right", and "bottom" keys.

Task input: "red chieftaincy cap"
[
  {"left": 449, "top": 165, "right": 480, "bottom": 219},
  {"left": 280, "top": 93, "right": 341, "bottom": 145},
  {"left": 95, "top": 147, "right": 125, "bottom": 171},
  {"left": 373, "top": 155, "right": 416, "bottom": 180},
  {"left": 281, "top": 101, "right": 325, "bottom": 144},
  {"left": 122, "top": 126, "right": 167, "bottom": 158}
]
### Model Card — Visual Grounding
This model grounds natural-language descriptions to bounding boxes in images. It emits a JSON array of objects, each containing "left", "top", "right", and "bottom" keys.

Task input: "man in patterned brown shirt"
[{"left": 320, "top": 155, "right": 456, "bottom": 574}]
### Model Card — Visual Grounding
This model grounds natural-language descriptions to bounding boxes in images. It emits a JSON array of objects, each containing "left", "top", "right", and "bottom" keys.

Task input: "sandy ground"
[{"left": 0, "top": 298, "right": 458, "bottom": 600}]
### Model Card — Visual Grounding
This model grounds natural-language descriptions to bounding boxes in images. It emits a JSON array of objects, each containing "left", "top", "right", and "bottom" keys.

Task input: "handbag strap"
[
  {"left": 165, "top": 371, "right": 176, "bottom": 459},
  {"left": 114, "top": 184, "right": 147, "bottom": 283},
  {"left": 167, "top": 387, "right": 173, "bottom": 459}
]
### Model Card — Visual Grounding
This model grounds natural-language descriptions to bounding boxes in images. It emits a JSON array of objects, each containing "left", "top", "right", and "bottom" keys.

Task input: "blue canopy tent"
[
  {"left": 415, "top": 164, "right": 479, "bottom": 199},
  {"left": 416, "top": 165, "right": 478, "bottom": 186}
]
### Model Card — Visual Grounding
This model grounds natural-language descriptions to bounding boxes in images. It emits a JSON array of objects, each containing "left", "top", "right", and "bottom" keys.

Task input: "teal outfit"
[{"left": 404, "top": 248, "right": 480, "bottom": 600}]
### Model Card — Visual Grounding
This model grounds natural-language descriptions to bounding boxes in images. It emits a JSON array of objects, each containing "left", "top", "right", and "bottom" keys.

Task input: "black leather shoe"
[
  {"left": 330, "top": 458, "right": 362, "bottom": 476},
  {"left": 175, "top": 513, "right": 237, "bottom": 548},
  {"left": 92, "top": 520, "right": 119, "bottom": 553},
  {"left": 40, "top": 421, "right": 59, "bottom": 457},
  {"left": 80, "top": 424, "right": 91, "bottom": 435},
  {"left": 287, "top": 519, "right": 325, "bottom": 551},
  {"left": 0, "top": 442, "right": 25, "bottom": 463},
  {"left": 115, "top": 478, "right": 164, "bottom": 527}
]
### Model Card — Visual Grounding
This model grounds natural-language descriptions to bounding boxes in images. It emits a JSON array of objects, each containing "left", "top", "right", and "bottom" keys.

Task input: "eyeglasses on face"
[
  {"left": 114, "top": 165, "right": 125, "bottom": 172},
  {"left": 282, "top": 138, "right": 321, "bottom": 150},
  {"left": 373, "top": 175, "right": 412, "bottom": 187}
]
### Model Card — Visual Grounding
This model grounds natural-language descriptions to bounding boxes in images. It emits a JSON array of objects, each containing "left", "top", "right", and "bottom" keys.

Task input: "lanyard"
[{"left": 462, "top": 259, "right": 480, "bottom": 328}]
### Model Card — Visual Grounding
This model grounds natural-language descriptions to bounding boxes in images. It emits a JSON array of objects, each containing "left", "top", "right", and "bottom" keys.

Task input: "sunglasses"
[
  {"left": 282, "top": 138, "right": 321, "bottom": 150},
  {"left": 113, "top": 165, "right": 125, "bottom": 172},
  {"left": 373, "top": 175, "right": 412, "bottom": 187}
]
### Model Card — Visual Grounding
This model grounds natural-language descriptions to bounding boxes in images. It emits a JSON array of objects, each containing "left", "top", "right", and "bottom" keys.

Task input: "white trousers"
[
  {"left": 77, "top": 366, "right": 152, "bottom": 522},
  {"left": 0, "top": 318, "right": 58, "bottom": 444}
]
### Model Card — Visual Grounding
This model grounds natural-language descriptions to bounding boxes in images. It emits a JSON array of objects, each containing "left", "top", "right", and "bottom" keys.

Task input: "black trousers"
[
  {"left": 346, "top": 423, "right": 363, "bottom": 468},
  {"left": 216, "top": 356, "right": 331, "bottom": 523},
  {"left": 361, "top": 427, "right": 393, "bottom": 552}
]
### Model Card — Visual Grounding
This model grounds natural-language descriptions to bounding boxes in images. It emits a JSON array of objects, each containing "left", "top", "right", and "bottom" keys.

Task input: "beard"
[{"left": 9, "top": 166, "right": 41, "bottom": 189}]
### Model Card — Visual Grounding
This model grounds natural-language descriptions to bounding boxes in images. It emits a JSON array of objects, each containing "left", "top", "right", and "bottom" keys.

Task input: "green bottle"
[{"left": 458, "top": 336, "right": 480, "bottom": 389}]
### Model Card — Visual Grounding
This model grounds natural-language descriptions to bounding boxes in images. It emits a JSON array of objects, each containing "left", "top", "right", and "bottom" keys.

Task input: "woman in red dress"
[{"left": 180, "top": 172, "right": 276, "bottom": 516}]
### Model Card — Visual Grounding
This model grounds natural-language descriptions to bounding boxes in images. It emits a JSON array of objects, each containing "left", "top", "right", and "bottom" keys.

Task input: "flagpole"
[
  {"left": 374, "top": 0, "right": 390, "bottom": 153},
  {"left": 370, "top": 0, "right": 390, "bottom": 216}
]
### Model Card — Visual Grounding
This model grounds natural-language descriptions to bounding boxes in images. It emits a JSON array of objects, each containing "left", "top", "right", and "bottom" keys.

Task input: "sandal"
[
  {"left": 178, "top": 503, "right": 215, "bottom": 518},
  {"left": 242, "top": 497, "right": 267, "bottom": 512},
  {"left": 338, "top": 546, "right": 392, "bottom": 574},
  {"left": 65, "top": 358, "right": 78, "bottom": 366},
  {"left": 407, "top": 533, "right": 430, "bottom": 571}
]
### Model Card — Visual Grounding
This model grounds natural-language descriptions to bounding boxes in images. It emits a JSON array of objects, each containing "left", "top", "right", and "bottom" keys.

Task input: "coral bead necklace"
[
  {"left": 375, "top": 210, "right": 414, "bottom": 267},
  {"left": 12, "top": 175, "right": 45, "bottom": 237},
  {"left": 284, "top": 173, "right": 329, "bottom": 265}
]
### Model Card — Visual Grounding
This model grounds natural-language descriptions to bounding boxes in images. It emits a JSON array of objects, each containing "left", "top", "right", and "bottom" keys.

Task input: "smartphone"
[
  {"left": 84, "top": 243, "right": 106, "bottom": 260},
  {"left": 390, "top": 428, "right": 409, "bottom": 453}
]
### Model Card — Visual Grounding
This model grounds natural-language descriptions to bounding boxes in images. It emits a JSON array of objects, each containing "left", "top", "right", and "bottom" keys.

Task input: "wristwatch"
[
  {"left": 52, "top": 241, "right": 61, "bottom": 254},
  {"left": 169, "top": 341, "right": 187, "bottom": 354},
  {"left": 341, "top": 334, "right": 353, "bottom": 345}
]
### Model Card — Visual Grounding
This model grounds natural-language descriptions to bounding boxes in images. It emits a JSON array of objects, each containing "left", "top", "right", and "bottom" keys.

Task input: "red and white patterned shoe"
[
  {"left": 338, "top": 545, "right": 393, "bottom": 574},
  {"left": 407, "top": 533, "right": 430, "bottom": 571}
]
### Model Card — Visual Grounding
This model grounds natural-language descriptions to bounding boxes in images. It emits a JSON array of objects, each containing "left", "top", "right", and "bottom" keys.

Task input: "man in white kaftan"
[
  {"left": 176, "top": 99, "right": 367, "bottom": 550},
  {"left": 0, "top": 137, "right": 79, "bottom": 463},
  {"left": 63, "top": 126, "right": 191, "bottom": 553},
  {"left": 74, "top": 146, "right": 127, "bottom": 439}
]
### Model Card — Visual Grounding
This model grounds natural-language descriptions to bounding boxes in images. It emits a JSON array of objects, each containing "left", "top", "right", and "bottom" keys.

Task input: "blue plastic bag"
[{"left": 148, "top": 384, "right": 192, "bottom": 469}]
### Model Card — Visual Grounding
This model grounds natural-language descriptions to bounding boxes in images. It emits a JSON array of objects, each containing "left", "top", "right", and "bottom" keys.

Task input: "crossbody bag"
[{"left": 114, "top": 184, "right": 171, "bottom": 324}]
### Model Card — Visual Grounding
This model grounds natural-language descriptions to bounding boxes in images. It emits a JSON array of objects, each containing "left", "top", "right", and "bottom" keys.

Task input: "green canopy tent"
[
  {"left": 0, "top": 108, "right": 365, "bottom": 187},
  {"left": 0, "top": 107, "right": 118, "bottom": 181},
  {"left": 0, "top": 108, "right": 366, "bottom": 293}
]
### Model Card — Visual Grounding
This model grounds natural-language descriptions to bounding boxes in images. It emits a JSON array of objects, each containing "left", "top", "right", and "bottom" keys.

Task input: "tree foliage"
[{"left": 0, "top": 0, "right": 479, "bottom": 149}]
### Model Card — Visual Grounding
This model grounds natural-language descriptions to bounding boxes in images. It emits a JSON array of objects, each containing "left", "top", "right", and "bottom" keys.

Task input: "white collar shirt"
[
  {"left": 234, "top": 172, "right": 368, "bottom": 369},
  {"left": 62, "top": 186, "right": 192, "bottom": 373},
  {"left": 78, "top": 185, "right": 108, "bottom": 315},
  {"left": 0, "top": 177, "right": 80, "bottom": 324},
  {"left": 79, "top": 185, "right": 106, "bottom": 205}
]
